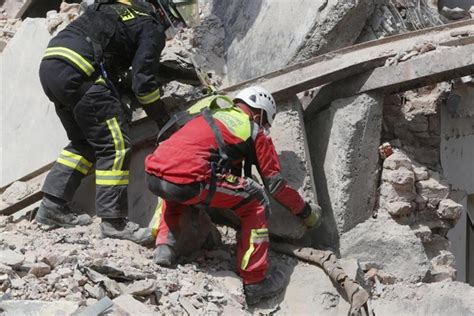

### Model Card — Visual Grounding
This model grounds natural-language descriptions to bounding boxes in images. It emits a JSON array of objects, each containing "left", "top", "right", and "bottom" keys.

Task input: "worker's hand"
[{"left": 298, "top": 202, "right": 322, "bottom": 228}]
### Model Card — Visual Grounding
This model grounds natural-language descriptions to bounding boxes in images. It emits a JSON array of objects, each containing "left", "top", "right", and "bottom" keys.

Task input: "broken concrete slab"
[
  {"left": 0, "top": 299, "right": 79, "bottom": 315},
  {"left": 371, "top": 281, "right": 474, "bottom": 315},
  {"left": 2, "top": 0, "right": 33, "bottom": 18},
  {"left": 1, "top": 18, "right": 65, "bottom": 188},
  {"left": 306, "top": 92, "right": 383, "bottom": 246},
  {"left": 267, "top": 97, "right": 317, "bottom": 239},
  {"left": 212, "top": 0, "right": 374, "bottom": 84},
  {"left": 340, "top": 214, "right": 430, "bottom": 283},
  {"left": 0, "top": 248, "right": 25, "bottom": 267},
  {"left": 112, "top": 294, "right": 156, "bottom": 315},
  {"left": 127, "top": 279, "right": 156, "bottom": 296}
]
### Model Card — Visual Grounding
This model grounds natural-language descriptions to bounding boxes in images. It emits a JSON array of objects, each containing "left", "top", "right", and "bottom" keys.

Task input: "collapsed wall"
[{"left": 1, "top": 0, "right": 473, "bottom": 314}]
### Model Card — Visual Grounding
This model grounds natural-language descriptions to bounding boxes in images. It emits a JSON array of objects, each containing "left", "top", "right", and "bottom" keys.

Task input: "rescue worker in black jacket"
[{"left": 35, "top": 0, "right": 199, "bottom": 245}]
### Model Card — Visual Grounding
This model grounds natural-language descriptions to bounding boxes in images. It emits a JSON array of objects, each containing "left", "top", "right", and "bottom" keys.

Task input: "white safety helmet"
[{"left": 234, "top": 86, "right": 277, "bottom": 127}]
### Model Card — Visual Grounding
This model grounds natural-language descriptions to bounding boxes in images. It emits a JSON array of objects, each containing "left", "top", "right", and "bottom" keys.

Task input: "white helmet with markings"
[{"left": 234, "top": 86, "right": 276, "bottom": 127}]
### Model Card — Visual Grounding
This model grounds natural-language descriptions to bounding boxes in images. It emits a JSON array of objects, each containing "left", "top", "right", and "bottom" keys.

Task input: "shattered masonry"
[{"left": 1, "top": 0, "right": 474, "bottom": 315}]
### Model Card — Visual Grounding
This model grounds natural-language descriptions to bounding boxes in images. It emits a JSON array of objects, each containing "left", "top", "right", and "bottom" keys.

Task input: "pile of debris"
[
  {"left": 0, "top": 217, "right": 248, "bottom": 315},
  {"left": 1, "top": 0, "right": 473, "bottom": 314}
]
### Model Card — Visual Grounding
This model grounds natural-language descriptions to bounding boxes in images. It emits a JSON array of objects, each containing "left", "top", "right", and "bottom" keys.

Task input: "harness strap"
[
  {"left": 155, "top": 111, "right": 193, "bottom": 144},
  {"left": 201, "top": 107, "right": 231, "bottom": 208},
  {"left": 201, "top": 108, "right": 229, "bottom": 162}
]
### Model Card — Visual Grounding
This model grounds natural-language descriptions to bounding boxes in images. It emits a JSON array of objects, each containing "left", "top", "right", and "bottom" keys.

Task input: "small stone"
[
  {"left": 0, "top": 274, "right": 8, "bottom": 282},
  {"left": 57, "top": 267, "right": 73, "bottom": 278},
  {"left": 383, "top": 167, "right": 415, "bottom": 191},
  {"left": 0, "top": 263, "right": 13, "bottom": 274},
  {"left": 0, "top": 249, "right": 24, "bottom": 267},
  {"left": 28, "top": 262, "right": 51, "bottom": 278},
  {"left": 415, "top": 179, "right": 449, "bottom": 207},
  {"left": 86, "top": 298, "right": 98, "bottom": 306},
  {"left": 413, "top": 166, "right": 429, "bottom": 181},
  {"left": 47, "top": 273, "right": 61, "bottom": 285},
  {"left": 383, "top": 152, "right": 412, "bottom": 170},
  {"left": 10, "top": 278, "right": 26, "bottom": 289},
  {"left": 127, "top": 279, "right": 156, "bottom": 296},
  {"left": 73, "top": 270, "right": 88, "bottom": 286},
  {"left": 1, "top": 181, "right": 33, "bottom": 204},
  {"left": 65, "top": 292, "right": 83, "bottom": 302},
  {"left": 40, "top": 254, "right": 59, "bottom": 268},
  {"left": 437, "top": 199, "right": 463, "bottom": 220},
  {"left": 84, "top": 284, "right": 101, "bottom": 299},
  {"left": 411, "top": 224, "right": 432, "bottom": 243},
  {"left": 386, "top": 201, "right": 415, "bottom": 216}
]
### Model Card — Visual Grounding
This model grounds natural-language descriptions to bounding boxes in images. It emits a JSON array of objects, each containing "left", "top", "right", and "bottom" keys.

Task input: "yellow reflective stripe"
[
  {"left": 96, "top": 179, "right": 129, "bottom": 185},
  {"left": 96, "top": 170, "right": 129, "bottom": 176},
  {"left": 44, "top": 47, "right": 94, "bottom": 76},
  {"left": 106, "top": 118, "right": 126, "bottom": 170},
  {"left": 57, "top": 158, "right": 89, "bottom": 175},
  {"left": 56, "top": 150, "right": 92, "bottom": 175},
  {"left": 136, "top": 87, "right": 161, "bottom": 105},
  {"left": 95, "top": 170, "right": 129, "bottom": 186},
  {"left": 116, "top": 0, "right": 132, "bottom": 5},
  {"left": 149, "top": 198, "right": 163, "bottom": 237},
  {"left": 95, "top": 76, "right": 106, "bottom": 85},
  {"left": 241, "top": 228, "right": 269, "bottom": 270},
  {"left": 61, "top": 150, "right": 93, "bottom": 168}
]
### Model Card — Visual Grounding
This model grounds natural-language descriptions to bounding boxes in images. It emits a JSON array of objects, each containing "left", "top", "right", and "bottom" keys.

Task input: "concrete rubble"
[{"left": 1, "top": 0, "right": 473, "bottom": 315}]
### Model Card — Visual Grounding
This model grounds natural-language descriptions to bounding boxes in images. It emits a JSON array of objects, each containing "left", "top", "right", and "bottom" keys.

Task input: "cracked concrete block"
[
  {"left": 306, "top": 92, "right": 384, "bottom": 246},
  {"left": 415, "top": 178, "right": 449, "bottom": 207},
  {"left": 437, "top": 199, "right": 463, "bottom": 220},
  {"left": 340, "top": 214, "right": 430, "bottom": 283},
  {"left": 267, "top": 97, "right": 316, "bottom": 240},
  {"left": 212, "top": 0, "right": 374, "bottom": 84},
  {"left": 1, "top": 18, "right": 65, "bottom": 187}
]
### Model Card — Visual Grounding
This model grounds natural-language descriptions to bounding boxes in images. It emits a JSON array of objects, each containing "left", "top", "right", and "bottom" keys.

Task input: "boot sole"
[
  {"left": 35, "top": 215, "right": 90, "bottom": 228},
  {"left": 99, "top": 231, "right": 154, "bottom": 246}
]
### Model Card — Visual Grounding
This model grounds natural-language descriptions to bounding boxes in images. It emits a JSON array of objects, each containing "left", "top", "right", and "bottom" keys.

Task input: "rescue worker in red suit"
[
  {"left": 34, "top": 0, "right": 199, "bottom": 245},
  {"left": 144, "top": 86, "right": 322, "bottom": 304}
]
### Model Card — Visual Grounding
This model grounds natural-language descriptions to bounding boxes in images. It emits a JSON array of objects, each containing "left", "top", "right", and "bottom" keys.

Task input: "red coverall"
[{"left": 144, "top": 101, "right": 305, "bottom": 284}]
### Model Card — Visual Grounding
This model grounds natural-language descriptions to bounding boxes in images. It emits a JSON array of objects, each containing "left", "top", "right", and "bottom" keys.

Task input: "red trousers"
[{"left": 151, "top": 175, "right": 269, "bottom": 284}]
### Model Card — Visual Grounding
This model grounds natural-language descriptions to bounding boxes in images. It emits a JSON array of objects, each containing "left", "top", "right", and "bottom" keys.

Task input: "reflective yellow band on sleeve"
[
  {"left": 106, "top": 117, "right": 127, "bottom": 171},
  {"left": 44, "top": 47, "right": 95, "bottom": 76},
  {"left": 136, "top": 87, "right": 161, "bottom": 105},
  {"left": 56, "top": 150, "right": 93, "bottom": 175},
  {"left": 95, "top": 170, "right": 129, "bottom": 186},
  {"left": 240, "top": 228, "right": 269, "bottom": 270}
]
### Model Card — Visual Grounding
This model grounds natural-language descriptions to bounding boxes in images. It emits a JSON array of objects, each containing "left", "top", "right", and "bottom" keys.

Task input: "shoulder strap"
[{"left": 201, "top": 107, "right": 229, "bottom": 163}]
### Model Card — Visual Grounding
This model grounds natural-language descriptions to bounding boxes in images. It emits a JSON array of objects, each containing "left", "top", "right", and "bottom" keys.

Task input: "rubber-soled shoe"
[
  {"left": 35, "top": 198, "right": 92, "bottom": 228},
  {"left": 100, "top": 218, "right": 154, "bottom": 245},
  {"left": 244, "top": 267, "right": 286, "bottom": 305},
  {"left": 153, "top": 244, "right": 177, "bottom": 267}
]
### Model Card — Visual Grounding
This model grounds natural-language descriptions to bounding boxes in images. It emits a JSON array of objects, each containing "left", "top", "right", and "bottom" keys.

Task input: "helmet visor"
[{"left": 173, "top": 0, "right": 200, "bottom": 28}]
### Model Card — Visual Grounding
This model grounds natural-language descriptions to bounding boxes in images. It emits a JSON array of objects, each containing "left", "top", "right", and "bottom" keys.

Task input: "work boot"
[
  {"left": 153, "top": 244, "right": 177, "bottom": 267},
  {"left": 244, "top": 267, "right": 286, "bottom": 305},
  {"left": 100, "top": 218, "right": 154, "bottom": 245},
  {"left": 35, "top": 198, "right": 92, "bottom": 228}
]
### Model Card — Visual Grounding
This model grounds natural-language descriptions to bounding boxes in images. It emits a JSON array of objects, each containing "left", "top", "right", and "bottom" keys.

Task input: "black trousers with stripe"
[{"left": 39, "top": 59, "right": 131, "bottom": 218}]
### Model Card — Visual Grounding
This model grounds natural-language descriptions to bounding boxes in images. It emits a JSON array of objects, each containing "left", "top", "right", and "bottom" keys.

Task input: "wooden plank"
[{"left": 304, "top": 44, "right": 474, "bottom": 116}]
